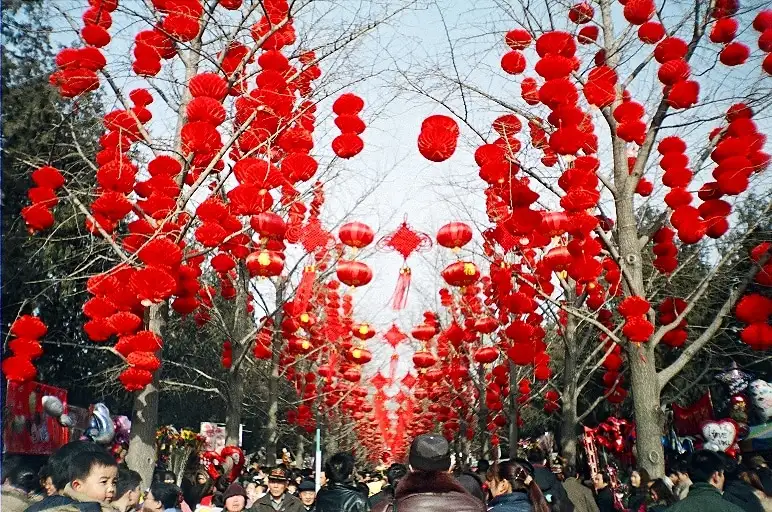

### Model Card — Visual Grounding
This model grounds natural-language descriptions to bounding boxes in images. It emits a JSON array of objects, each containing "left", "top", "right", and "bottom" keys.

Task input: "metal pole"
[{"left": 315, "top": 427, "right": 322, "bottom": 492}]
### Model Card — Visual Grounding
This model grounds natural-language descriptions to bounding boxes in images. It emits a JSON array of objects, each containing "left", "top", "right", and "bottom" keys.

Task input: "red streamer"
[{"left": 391, "top": 267, "right": 411, "bottom": 310}]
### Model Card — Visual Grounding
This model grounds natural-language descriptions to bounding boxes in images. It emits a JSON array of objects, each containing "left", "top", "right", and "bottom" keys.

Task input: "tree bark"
[
  {"left": 265, "top": 279, "right": 286, "bottom": 466},
  {"left": 476, "top": 364, "right": 489, "bottom": 460},
  {"left": 561, "top": 311, "right": 579, "bottom": 466},
  {"left": 508, "top": 362, "right": 519, "bottom": 460},
  {"left": 225, "top": 358, "right": 244, "bottom": 446},
  {"left": 629, "top": 348, "right": 665, "bottom": 476},
  {"left": 125, "top": 303, "right": 165, "bottom": 488},
  {"left": 296, "top": 433, "right": 305, "bottom": 468}
]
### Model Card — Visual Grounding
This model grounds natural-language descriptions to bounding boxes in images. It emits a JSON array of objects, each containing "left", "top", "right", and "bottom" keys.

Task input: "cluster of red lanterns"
[
  {"left": 417, "top": 115, "right": 459, "bottom": 162},
  {"left": 49, "top": 46, "right": 105, "bottom": 98},
  {"left": 618, "top": 295, "right": 654, "bottom": 343},
  {"left": 657, "top": 298, "right": 688, "bottom": 348},
  {"left": 1, "top": 315, "right": 47, "bottom": 383},
  {"left": 707, "top": 0, "right": 752, "bottom": 67},
  {"left": 652, "top": 227, "right": 678, "bottom": 274},
  {"left": 754, "top": 11, "right": 772, "bottom": 74},
  {"left": 331, "top": 93, "right": 365, "bottom": 159},
  {"left": 736, "top": 242, "right": 772, "bottom": 349},
  {"left": 21, "top": 166, "right": 66, "bottom": 233},
  {"left": 81, "top": 1, "right": 114, "bottom": 47}
]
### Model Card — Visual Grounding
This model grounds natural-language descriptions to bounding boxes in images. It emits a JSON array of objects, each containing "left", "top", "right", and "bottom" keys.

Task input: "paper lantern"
[
  {"left": 336, "top": 260, "right": 373, "bottom": 287},
  {"left": 246, "top": 250, "right": 284, "bottom": 277},
  {"left": 442, "top": 261, "right": 480, "bottom": 287},
  {"left": 332, "top": 133, "right": 364, "bottom": 159},
  {"left": 624, "top": 0, "right": 655, "bottom": 25},
  {"left": 505, "top": 28, "right": 532, "bottom": 50},
  {"left": 474, "top": 347, "right": 499, "bottom": 364},
  {"left": 719, "top": 42, "right": 750, "bottom": 66},
  {"left": 339, "top": 221, "right": 375, "bottom": 249},
  {"left": 638, "top": 21, "right": 665, "bottom": 43},
  {"left": 436, "top": 222, "right": 473, "bottom": 250}
]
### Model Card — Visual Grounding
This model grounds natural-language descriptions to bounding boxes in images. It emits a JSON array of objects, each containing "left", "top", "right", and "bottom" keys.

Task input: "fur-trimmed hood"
[{"left": 394, "top": 471, "right": 468, "bottom": 499}]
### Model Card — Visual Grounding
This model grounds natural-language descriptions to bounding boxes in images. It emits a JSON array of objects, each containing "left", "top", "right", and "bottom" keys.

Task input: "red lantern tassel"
[
  {"left": 390, "top": 266, "right": 411, "bottom": 310},
  {"left": 293, "top": 265, "right": 316, "bottom": 314}
]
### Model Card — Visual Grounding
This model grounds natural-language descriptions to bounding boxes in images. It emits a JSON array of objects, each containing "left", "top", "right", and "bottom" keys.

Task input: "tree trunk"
[
  {"left": 265, "top": 280, "right": 286, "bottom": 466},
  {"left": 296, "top": 433, "right": 305, "bottom": 467},
  {"left": 476, "top": 364, "right": 489, "bottom": 461},
  {"left": 508, "top": 362, "right": 519, "bottom": 460},
  {"left": 125, "top": 303, "right": 165, "bottom": 487},
  {"left": 225, "top": 359, "right": 244, "bottom": 446},
  {"left": 561, "top": 311, "right": 579, "bottom": 466},
  {"left": 629, "top": 347, "right": 665, "bottom": 476}
]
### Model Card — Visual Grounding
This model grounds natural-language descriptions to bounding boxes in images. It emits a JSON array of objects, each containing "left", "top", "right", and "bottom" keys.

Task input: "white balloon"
[
  {"left": 749, "top": 380, "right": 772, "bottom": 423},
  {"left": 42, "top": 396, "right": 64, "bottom": 417}
]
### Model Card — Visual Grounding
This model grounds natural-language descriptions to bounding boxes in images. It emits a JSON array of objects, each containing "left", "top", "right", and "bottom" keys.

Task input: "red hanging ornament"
[{"left": 376, "top": 218, "right": 432, "bottom": 310}]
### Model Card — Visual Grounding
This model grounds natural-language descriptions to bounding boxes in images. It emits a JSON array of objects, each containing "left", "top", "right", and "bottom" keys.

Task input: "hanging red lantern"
[
  {"left": 245, "top": 250, "right": 285, "bottom": 277},
  {"left": 411, "top": 323, "right": 436, "bottom": 342},
  {"left": 473, "top": 347, "right": 499, "bottom": 364},
  {"left": 250, "top": 212, "right": 287, "bottom": 240},
  {"left": 442, "top": 261, "right": 480, "bottom": 287},
  {"left": 336, "top": 260, "right": 373, "bottom": 287},
  {"left": 349, "top": 347, "right": 373, "bottom": 364},
  {"left": 417, "top": 115, "right": 460, "bottom": 162},
  {"left": 339, "top": 221, "right": 375, "bottom": 249},
  {"left": 352, "top": 323, "right": 375, "bottom": 340},
  {"left": 412, "top": 350, "right": 437, "bottom": 368},
  {"left": 474, "top": 316, "right": 499, "bottom": 334},
  {"left": 436, "top": 222, "right": 473, "bottom": 251}
]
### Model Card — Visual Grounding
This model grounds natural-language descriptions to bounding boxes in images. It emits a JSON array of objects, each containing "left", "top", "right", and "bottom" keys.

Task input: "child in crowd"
[{"left": 67, "top": 450, "right": 119, "bottom": 504}]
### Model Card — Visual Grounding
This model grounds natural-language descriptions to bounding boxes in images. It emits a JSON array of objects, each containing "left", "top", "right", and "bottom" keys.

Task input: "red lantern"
[
  {"left": 352, "top": 323, "right": 375, "bottom": 340},
  {"left": 349, "top": 347, "right": 372, "bottom": 364},
  {"left": 412, "top": 350, "right": 437, "bottom": 368},
  {"left": 442, "top": 261, "right": 480, "bottom": 287},
  {"left": 473, "top": 347, "right": 499, "bottom": 364},
  {"left": 411, "top": 323, "right": 436, "bottom": 342},
  {"left": 436, "top": 222, "right": 473, "bottom": 250},
  {"left": 245, "top": 250, "right": 285, "bottom": 277},
  {"left": 250, "top": 212, "right": 287, "bottom": 240},
  {"left": 339, "top": 221, "right": 375, "bottom": 249},
  {"left": 336, "top": 260, "right": 373, "bottom": 287}
]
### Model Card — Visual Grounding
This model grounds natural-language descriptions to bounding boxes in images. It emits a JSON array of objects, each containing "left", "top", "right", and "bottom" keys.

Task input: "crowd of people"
[{"left": 4, "top": 435, "right": 772, "bottom": 512}]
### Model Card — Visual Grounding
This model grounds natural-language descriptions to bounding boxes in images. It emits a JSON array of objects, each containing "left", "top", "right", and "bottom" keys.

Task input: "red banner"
[
  {"left": 3, "top": 381, "right": 69, "bottom": 454},
  {"left": 672, "top": 391, "right": 714, "bottom": 436}
]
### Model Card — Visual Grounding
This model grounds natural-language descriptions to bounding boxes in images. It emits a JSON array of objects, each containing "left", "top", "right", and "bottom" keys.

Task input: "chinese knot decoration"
[{"left": 376, "top": 218, "right": 432, "bottom": 310}]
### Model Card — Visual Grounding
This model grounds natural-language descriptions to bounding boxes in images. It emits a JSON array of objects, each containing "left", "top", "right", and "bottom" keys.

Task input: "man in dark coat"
[
  {"left": 717, "top": 452, "right": 764, "bottom": 512},
  {"left": 666, "top": 450, "right": 745, "bottom": 512},
  {"left": 315, "top": 453, "right": 369, "bottom": 512},
  {"left": 527, "top": 448, "right": 573, "bottom": 512},
  {"left": 371, "top": 434, "right": 484, "bottom": 512},
  {"left": 250, "top": 466, "right": 304, "bottom": 512}
]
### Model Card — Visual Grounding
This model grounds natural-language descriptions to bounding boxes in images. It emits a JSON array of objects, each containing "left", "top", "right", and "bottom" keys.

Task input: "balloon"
[
  {"left": 42, "top": 396, "right": 65, "bottom": 417},
  {"left": 59, "top": 414, "right": 74, "bottom": 427},
  {"left": 113, "top": 416, "right": 132, "bottom": 445},
  {"left": 716, "top": 362, "right": 752, "bottom": 395},
  {"left": 701, "top": 419, "right": 738, "bottom": 452},
  {"left": 749, "top": 379, "right": 772, "bottom": 423},
  {"left": 86, "top": 403, "right": 115, "bottom": 444},
  {"left": 220, "top": 446, "right": 245, "bottom": 482}
]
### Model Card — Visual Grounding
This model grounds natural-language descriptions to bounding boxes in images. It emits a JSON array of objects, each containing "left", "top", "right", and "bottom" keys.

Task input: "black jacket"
[
  {"left": 315, "top": 482, "right": 370, "bottom": 512},
  {"left": 532, "top": 465, "right": 573, "bottom": 512},
  {"left": 593, "top": 486, "right": 615, "bottom": 512},
  {"left": 723, "top": 480, "right": 765, "bottom": 512},
  {"left": 369, "top": 485, "right": 394, "bottom": 509}
]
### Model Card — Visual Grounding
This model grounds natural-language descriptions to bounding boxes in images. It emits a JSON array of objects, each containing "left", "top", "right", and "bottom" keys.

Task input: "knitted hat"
[
  {"left": 222, "top": 482, "right": 247, "bottom": 502},
  {"left": 408, "top": 433, "right": 451, "bottom": 471}
]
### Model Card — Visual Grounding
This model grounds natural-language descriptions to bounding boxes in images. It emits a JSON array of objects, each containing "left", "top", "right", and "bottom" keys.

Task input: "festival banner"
[
  {"left": 672, "top": 391, "right": 714, "bottom": 436},
  {"left": 3, "top": 381, "right": 69, "bottom": 454}
]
